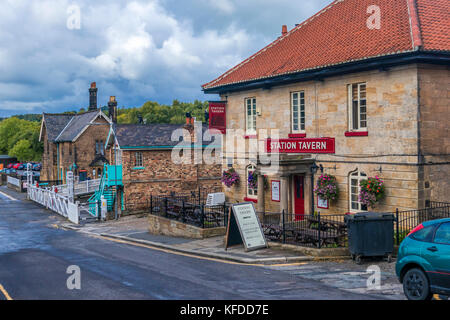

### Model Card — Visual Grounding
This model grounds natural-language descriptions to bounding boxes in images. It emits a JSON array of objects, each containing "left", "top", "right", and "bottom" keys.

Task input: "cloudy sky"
[{"left": 0, "top": 0, "right": 331, "bottom": 116}]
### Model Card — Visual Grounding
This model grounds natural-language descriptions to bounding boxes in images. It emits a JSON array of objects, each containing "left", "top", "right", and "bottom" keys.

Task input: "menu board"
[{"left": 226, "top": 202, "right": 267, "bottom": 252}]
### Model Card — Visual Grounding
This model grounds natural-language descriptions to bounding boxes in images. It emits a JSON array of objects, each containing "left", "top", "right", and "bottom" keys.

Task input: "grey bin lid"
[{"left": 345, "top": 212, "right": 395, "bottom": 222}]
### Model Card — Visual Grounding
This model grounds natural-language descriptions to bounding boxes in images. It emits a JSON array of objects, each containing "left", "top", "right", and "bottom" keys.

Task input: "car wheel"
[{"left": 403, "top": 268, "right": 432, "bottom": 300}]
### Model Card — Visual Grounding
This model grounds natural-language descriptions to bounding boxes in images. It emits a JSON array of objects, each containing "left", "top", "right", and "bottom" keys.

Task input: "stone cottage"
[
  {"left": 106, "top": 118, "right": 222, "bottom": 212},
  {"left": 39, "top": 83, "right": 114, "bottom": 183}
]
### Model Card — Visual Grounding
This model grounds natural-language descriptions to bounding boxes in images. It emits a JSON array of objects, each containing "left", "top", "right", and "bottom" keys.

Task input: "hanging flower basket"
[
  {"left": 221, "top": 168, "right": 240, "bottom": 188},
  {"left": 314, "top": 174, "right": 339, "bottom": 201},
  {"left": 359, "top": 176, "right": 385, "bottom": 208},
  {"left": 247, "top": 171, "right": 269, "bottom": 190}
]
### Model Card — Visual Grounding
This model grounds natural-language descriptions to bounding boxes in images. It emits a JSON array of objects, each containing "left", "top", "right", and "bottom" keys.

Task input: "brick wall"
[{"left": 119, "top": 149, "right": 221, "bottom": 211}]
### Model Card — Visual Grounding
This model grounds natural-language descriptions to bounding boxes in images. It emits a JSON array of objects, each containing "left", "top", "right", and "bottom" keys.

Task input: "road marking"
[
  {"left": 97, "top": 235, "right": 308, "bottom": 268},
  {"left": 0, "top": 191, "right": 17, "bottom": 201},
  {"left": 0, "top": 284, "right": 13, "bottom": 300}
]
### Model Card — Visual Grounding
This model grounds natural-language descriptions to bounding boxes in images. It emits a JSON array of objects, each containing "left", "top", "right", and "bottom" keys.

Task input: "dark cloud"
[{"left": 0, "top": 0, "right": 331, "bottom": 116}]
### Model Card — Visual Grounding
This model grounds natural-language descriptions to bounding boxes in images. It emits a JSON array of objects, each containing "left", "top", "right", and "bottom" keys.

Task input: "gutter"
[{"left": 203, "top": 51, "right": 450, "bottom": 94}]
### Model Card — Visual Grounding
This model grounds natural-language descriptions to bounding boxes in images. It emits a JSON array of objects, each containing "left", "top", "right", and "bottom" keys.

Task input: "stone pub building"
[{"left": 203, "top": 0, "right": 449, "bottom": 216}]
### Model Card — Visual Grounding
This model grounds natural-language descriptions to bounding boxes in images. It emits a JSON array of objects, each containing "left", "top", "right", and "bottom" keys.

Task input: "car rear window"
[
  {"left": 434, "top": 223, "right": 450, "bottom": 245},
  {"left": 411, "top": 226, "right": 435, "bottom": 242}
]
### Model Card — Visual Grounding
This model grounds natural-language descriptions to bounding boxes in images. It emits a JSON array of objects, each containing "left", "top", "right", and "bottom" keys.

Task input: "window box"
[
  {"left": 345, "top": 131, "right": 368, "bottom": 137},
  {"left": 288, "top": 133, "right": 307, "bottom": 138},
  {"left": 244, "top": 197, "right": 258, "bottom": 203},
  {"left": 244, "top": 135, "right": 258, "bottom": 139},
  {"left": 132, "top": 167, "right": 145, "bottom": 170}
]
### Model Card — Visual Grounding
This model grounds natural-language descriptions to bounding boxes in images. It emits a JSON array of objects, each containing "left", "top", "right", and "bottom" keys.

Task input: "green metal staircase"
[{"left": 88, "top": 164, "right": 123, "bottom": 217}]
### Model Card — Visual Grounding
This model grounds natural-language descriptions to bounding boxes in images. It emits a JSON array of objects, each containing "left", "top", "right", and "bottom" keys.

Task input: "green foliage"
[
  {"left": 116, "top": 99, "right": 209, "bottom": 125},
  {"left": 0, "top": 117, "right": 43, "bottom": 161}
]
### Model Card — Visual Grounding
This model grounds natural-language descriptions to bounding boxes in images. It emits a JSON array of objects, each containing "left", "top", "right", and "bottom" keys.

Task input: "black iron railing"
[
  {"left": 149, "top": 194, "right": 229, "bottom": 229},
  {"left": 260, "top": 211, "right": 348, "bottom": 249},
  {"left": 395, "top": 201, "right": 450, "bottom": 245}
]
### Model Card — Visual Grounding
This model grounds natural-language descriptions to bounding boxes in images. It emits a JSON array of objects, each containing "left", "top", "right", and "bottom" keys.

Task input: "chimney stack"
[
  {"left": 108, "top": 96, "right": 118, "bottom": 124},
  {"left": 89, "top": 82, "right": 98, "bottom": 111},
  {"left": 282, "top": 25, "right": 288, "bottom": 36}
]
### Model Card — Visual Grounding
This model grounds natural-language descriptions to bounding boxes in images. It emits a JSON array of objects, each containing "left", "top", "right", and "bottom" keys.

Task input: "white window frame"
[
  {"left": 247, "top": 164, "right": 258, "bottom": 198},
  {"left": 349, "top": 169, "right": 368, "bottom": 213},
  {"left": 135, "top": 152, "right": 143, "bottom": 168},
  {"left": 245, "top": 98, "right": 257, "bottom": 135},
  {"left": 291, "top": 91, "right": 306, "bottom": 133},
  {"left": 348, "top": 83, "right": 367, "bottom": 132}
]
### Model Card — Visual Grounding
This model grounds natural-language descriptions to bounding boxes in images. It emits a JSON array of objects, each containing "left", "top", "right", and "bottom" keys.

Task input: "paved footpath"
[{"left": 0, "top": 185, "right": 404, "bottom": 300}]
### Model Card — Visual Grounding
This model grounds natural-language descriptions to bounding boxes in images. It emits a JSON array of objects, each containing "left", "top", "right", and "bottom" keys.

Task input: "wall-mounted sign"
[
  {"left": 209, "top": 101, "right": 226, "bottom": 134},
  {"left": 317, "top": 196, "right": 329, "bottom": 209},
  {"left": 271, "top": 180, "right": 280, "bottom": 202},
  {"left": 266, "top": 138, "right": 335, "bottom": 154},
  {"left": 225, "top": 202, "right": 267, "bottom": 252}
]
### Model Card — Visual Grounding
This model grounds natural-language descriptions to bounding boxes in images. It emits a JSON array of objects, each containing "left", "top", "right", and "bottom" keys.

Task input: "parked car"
[
  {"left": 7, "top": 164, "right": 13, "bottom": 169},
  {"left": 33, "top": 163, "right": 42, "bottom": 171},
  {"left": 12, "top": 163, "right": 22, "bottom": 169},
  {"left": 396, "top": 218, "right": 450, "bottom": 300}
]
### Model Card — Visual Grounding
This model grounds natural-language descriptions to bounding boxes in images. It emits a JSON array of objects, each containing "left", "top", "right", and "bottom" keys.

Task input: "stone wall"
[
  {"left": 221, "top": 64, "right": 431, "bottom": 213},
  {"left": 148, "top": 214, "right": 226, "bottom": 239},
  {"left": 120, "top": 149, "right": 222, "bottom": 212},
  {"left": 418, "top": 64, "right": 450, "bottom": 204}
]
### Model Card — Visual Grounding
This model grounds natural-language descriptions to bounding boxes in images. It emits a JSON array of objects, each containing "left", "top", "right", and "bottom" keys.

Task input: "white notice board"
[{"left": 231, "top": 202, "right": 267, "bottom": 251}]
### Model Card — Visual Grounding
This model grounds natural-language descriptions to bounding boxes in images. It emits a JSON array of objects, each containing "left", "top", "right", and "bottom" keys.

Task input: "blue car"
[{"left": 396, "top": 218, "right": 450, "bottom": 300}]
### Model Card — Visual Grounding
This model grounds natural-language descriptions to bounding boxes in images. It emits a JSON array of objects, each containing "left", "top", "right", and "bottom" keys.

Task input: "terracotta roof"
[
  {"left": 203, "top": 0, "right": 449, "bottom": 91},
  {"left": 417, "top": 0, "right": 450, "bottom": 51}
]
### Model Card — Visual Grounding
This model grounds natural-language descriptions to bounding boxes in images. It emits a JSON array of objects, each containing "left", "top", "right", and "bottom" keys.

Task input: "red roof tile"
[
  {"left": 417, "top": 0, "right": 450, "bottom": 51},
  {"left": 203, "top": 0, "right": 449, "bottom": 91}
]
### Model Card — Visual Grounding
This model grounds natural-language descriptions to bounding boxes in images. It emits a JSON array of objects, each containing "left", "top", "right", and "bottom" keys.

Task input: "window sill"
[
  {"left": 345, "top": 131, "right": 368, "bottom": 137},
  {"left": 244, "top": 197, "right": 258, "bottom": 203},
  {"left": 288, "top": 133, "right": 307, "bottom": 138},
  {"left": 132, "top": 167, "right": 145, "bottom": 170},
  {"left": 244, "top": 135, "right": 257, "bottom": 139}
]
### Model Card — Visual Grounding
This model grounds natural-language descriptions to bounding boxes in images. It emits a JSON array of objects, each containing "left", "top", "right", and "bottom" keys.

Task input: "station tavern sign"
[{"left": 266, "top": 138, "right": 335, "bottom": 154}]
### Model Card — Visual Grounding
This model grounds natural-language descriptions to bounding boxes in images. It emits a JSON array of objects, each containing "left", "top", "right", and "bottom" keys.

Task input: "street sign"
[{"left": 225, "top": 202, "right": 267, "bottom": 252}]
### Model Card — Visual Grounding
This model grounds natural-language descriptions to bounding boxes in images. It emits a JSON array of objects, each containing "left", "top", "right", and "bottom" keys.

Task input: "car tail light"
[{"left": 407, "top": 224, "right": 424, "bottom": 237}]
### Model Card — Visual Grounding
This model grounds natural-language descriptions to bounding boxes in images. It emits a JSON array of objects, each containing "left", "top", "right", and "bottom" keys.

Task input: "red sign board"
[
  {"left": 266, "top": 138, "right": 335, "bottom": 154},
  {"left": 209, "top": 101, "right": 226, "bottom": 134}
]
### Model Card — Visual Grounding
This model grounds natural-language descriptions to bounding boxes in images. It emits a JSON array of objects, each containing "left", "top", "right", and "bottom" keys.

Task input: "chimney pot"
[
  {"left": 89, "top": 82, "right": 98, "bottom": 111},
  {"left": 282, "top": 25, "right": 288, "bottom": 36}
]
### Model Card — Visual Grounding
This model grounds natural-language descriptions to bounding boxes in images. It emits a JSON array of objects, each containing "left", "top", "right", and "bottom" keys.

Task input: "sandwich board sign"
[{"left": 225, "top": 202, "right": 267, "bottom": 252}]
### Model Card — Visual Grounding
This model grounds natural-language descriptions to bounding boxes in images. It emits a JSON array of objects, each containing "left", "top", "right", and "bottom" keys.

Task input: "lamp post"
[{"left": 310, "top": 163, "right": 319, "bottom": 215}]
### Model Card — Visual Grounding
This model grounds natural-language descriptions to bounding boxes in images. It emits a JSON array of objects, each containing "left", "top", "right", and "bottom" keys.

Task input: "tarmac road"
[{"left": 0, "top": 187, "right": 388, "bottom": 300}]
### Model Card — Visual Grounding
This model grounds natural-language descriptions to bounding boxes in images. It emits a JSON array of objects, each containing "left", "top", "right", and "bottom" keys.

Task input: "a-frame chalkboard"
[{"left": 225, "top": 202, "right": 267, "bottom": 252}]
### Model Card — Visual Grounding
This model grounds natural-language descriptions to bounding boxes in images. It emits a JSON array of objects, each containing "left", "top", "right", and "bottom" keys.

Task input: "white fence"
[
  {"left": 28, "top": 185, "right": 80, "bottom": 224},
  {"left": 55, "top": 179, "right": 101, "bottom": 196},
  {"left": 7, "top": 176, "right": 21, "bottom": 187}
]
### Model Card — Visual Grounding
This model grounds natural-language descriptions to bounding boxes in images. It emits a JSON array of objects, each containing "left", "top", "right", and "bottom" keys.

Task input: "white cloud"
[{"left": 0, "top": 0, "right": 330, "bottom": 116}]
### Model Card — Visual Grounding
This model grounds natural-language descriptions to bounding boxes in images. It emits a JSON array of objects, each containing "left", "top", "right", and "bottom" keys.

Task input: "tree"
[{"left": 9, "top": 139, "right": 34, "bottom": 162}]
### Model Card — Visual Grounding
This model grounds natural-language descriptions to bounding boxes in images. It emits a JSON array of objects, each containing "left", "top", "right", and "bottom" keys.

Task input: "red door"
[{"left": 294, "top": 176, "right": 305, "bottom": 221}]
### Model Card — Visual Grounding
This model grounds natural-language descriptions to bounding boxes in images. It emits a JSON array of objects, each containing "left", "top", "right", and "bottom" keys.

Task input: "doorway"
[{"left": 294, "top": 175, "right": 305, "bottom": 221}]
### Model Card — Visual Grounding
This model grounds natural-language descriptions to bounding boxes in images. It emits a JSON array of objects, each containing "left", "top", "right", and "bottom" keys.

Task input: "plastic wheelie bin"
[{"left": 345, "top": 212, "right": 395, "bottom": 264}]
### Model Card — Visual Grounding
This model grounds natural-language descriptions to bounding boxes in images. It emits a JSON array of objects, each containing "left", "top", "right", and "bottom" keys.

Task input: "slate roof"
[
  {"left": 42, "top": 110, "right": 109, "bottom": 142},
  {"left": 202, "top": 0, "right": 450, "bottom": 91},
  {"left": 42, "top": 114, "right": 73, "bottom": 142},
  {"left": 113, "top": 123, "right": 217, "bottom": 149},
  {"left": 55, "top": 111, "right": 101, "bottom": 142}
]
